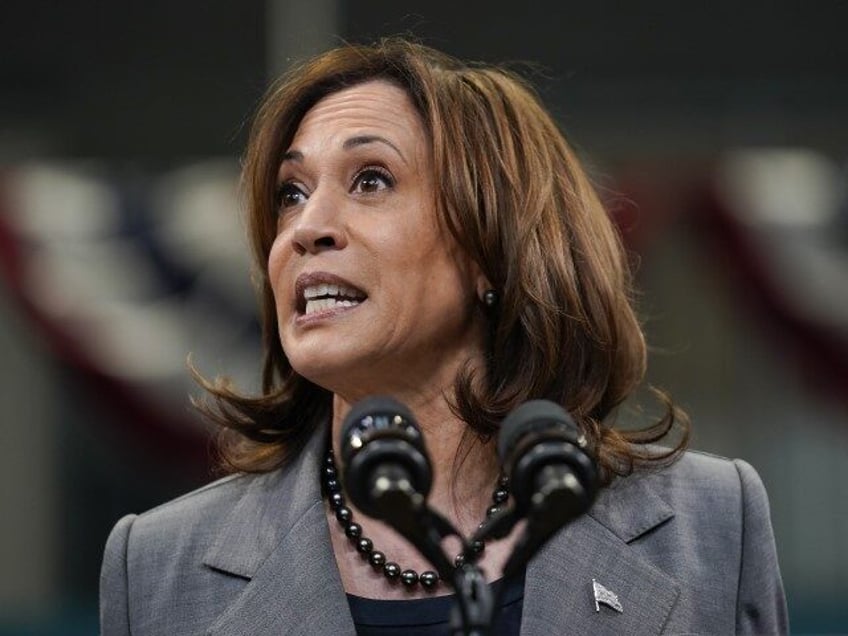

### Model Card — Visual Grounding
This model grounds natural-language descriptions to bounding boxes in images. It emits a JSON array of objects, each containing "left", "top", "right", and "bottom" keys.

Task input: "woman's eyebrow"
[
  {"left": 343, "top": 135, "right": 407, "bottom": 165},
  {"left": 280, "top": 135, "right": 407, "bottom": 166},
  {"left": 280, "top": 149, "right": 303, "bottom": 163}
]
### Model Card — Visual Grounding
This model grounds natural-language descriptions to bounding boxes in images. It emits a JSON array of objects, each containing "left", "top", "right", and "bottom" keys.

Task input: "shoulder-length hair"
[{"left": 194, "top": 38, "right": 688, "bottom": 480}]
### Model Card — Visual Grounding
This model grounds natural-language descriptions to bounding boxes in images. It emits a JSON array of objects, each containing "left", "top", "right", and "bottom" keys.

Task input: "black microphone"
[
  {"left": 497, "top": 400, "right": 598, "bottom": 575},
  {"left": 339, "top": 396, "right": 470, "bottom": 587},
  {"left": 339, "top": 396, "right": 433, "bottom": 521},
  {"left": 499, "top": 399, "right": 598, "bottom": 518}
]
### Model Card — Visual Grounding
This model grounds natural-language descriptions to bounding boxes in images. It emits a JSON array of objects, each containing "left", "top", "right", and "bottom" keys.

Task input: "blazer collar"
[
  {"left": 203, "top": 426, "right": 679, "bottom": 635},
  {"left": 522, "top": 471, "right": 680, "bottom": 636},
  {"left": 204, "top": 422, "right": 357, "bottom": 635}
]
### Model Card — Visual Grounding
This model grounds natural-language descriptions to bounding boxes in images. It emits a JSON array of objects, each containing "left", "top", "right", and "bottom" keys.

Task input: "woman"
[{"left": 100, "top": 39, "right": 788, "bottom": 635}]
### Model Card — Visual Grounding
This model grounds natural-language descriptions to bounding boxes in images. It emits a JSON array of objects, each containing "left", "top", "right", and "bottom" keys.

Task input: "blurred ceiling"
[
  {"left": 2, "top": 0, "right": 847, "bottom": 160},
  {"left": 0, "top": 1, "right": 266, "bottom": 159}
]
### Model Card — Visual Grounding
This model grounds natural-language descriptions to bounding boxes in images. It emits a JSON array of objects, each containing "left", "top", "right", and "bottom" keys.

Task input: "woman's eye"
[
  {"left": 276, "top": 183, "right": 307, "bottom": 209},
  {"left": 352, "top": 168, "right": 394, "bottom": 194}
]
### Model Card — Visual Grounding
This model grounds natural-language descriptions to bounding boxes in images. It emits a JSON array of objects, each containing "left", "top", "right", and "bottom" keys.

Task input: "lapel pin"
[{"left": 592, "top": 578, "right": 623, "bottom": 614}]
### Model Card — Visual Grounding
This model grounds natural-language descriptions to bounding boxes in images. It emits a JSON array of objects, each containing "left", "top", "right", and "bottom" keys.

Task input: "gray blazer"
[{"left": 100, "top": 425, "right": 788, "bottom": 635}]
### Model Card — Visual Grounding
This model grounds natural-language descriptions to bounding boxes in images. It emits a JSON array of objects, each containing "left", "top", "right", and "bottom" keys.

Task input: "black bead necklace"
[{"left": 322, "top": 447, "right": 509, "bottom": 591}]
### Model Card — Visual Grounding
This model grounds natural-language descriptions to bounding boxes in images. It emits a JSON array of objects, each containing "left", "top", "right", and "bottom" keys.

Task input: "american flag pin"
[{"left": 592, "top": 578, "right": 623, "bottom": 613}]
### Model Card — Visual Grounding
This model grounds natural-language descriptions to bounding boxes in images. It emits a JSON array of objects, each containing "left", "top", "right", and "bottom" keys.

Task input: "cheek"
[
  {"left": 403, "top": 246, "right": 475, "bottom": 315},
  {"left": 267, "top": 235, "right": 291, "bottom": 306}
]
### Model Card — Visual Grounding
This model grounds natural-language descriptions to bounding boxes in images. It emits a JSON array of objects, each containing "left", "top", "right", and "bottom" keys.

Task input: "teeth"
[
  {"left": 304, "top": 285, "right": 324, "bottom": 300},
  {"left": 304, "top": 297, "right": 362, "bottom": 315},
  {"left": 303, "top": 283, "right": 364, "bottom": 300}
]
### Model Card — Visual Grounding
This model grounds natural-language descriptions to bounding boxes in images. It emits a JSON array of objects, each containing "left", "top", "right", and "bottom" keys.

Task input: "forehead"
[{"left": 288, "top": 80, "right": 428, "bottom": 156}]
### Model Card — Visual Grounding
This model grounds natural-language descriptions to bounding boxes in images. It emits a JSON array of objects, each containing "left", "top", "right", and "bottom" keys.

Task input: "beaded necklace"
[{"left": 322, "top": 446, "right": 509, "bottom": 590}]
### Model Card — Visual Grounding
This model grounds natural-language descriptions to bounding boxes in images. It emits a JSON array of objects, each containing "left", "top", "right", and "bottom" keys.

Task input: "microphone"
[
  {"left": 339, "top": 396, "right": 456, "bottom": 582},
  {"left": 339, "top": 396, "right": 433, "bottom": 521},
  {"left": 497, "top": 399, "right": 599, "bottom": 575}
]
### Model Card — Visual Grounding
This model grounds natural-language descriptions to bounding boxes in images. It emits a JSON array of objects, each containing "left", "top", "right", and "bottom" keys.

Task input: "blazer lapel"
[
  {"left": 521, "top": 473, "right": 681, "bottom": 636},
  {"left": 203, "top": 424, "right": 357, "bottom": 636}
]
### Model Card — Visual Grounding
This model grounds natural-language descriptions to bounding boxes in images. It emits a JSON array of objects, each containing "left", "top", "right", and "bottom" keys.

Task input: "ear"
[
  {"left": 456, "top": 250, "right": 491, "bottom": 302},
  {"left": 475, "top": 270, "right": 493, "bottom": 302}
]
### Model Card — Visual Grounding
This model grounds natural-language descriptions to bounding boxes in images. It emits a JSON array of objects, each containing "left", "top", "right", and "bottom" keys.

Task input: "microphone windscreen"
[
  {"left": 339, "top": 395, "right": 432, "bottom": 516},
  {"left": 497, "top": 400, "right": 577, "bottom": 461},
  {"left": 341, "top": 395, "right": 415, "bottom": 440}
]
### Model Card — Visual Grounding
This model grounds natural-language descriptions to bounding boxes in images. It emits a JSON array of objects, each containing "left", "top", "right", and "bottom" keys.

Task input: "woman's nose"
[{"left": 290, "top": 188, "right": 348, "bottom": 255}]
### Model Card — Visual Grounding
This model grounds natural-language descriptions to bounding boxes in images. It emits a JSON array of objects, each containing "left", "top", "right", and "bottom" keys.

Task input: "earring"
[{"left": 482, "top": 289, "right": 498, "bottom": 308}]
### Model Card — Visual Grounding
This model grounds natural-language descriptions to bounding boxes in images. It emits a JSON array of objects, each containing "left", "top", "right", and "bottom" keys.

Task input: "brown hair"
[{"left": 193, "top": 38, "right": 688, "bottom": 480}]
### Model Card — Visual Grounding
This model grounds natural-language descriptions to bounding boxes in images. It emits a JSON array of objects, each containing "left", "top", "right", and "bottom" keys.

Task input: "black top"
[{"left": 347, "top": 572, "right": 525, "bottom": 636}]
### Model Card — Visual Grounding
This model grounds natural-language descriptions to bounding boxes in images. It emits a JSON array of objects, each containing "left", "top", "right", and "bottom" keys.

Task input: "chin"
[
  {"left": 285, "top": 349, "right": 353, "bottom": 392},
  {"left": 290, "top": 358, "right": 397, "bottom": 402}
]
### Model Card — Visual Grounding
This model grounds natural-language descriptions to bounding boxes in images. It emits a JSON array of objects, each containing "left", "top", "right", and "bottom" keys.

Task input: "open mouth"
[{"left": 299, "top": 282, "right": 367, "bottom": 316}]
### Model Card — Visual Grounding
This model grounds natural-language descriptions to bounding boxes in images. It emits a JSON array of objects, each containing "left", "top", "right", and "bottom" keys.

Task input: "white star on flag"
[{"left": 593, "top": 578, "right": 623, "bottom": 613}]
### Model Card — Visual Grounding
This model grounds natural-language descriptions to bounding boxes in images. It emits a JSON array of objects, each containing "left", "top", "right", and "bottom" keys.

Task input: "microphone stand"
[
  {"left": 344, "top": 398, "right": 598, "bottom": 634},
  {"left": 365, "top": 446, "right": 596, "bottom": 634},
  {"left": 371, "top": 481, "right": 592, "bottom": 635},
  {"left": 449, "top": 565, "right": 493, "bottom": 636},
  {"left": 458, "top": 467, "right": 594, "bottom": 632},
  {"left": 370, "top": 476, "right": 494, "bottom": 635}
]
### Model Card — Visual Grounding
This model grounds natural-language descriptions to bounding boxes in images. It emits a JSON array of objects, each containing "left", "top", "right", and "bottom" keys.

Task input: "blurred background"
[{"left": 1, "top": 1, "right": 846, "bottom": 633}]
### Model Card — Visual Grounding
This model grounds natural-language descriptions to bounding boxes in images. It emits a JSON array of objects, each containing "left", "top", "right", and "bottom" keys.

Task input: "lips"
[{"left": 295, "top": 272, "right": 367, "bottom": 316}]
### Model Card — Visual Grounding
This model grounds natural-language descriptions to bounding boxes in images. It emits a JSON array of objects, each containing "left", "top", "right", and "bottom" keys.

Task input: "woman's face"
[{"left": 268, "top": 80, "right": 486, "bottom": 400}]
